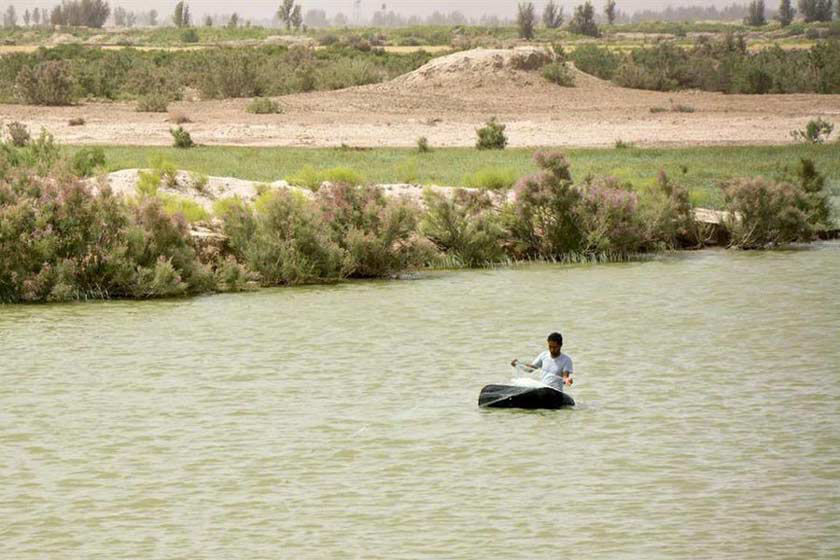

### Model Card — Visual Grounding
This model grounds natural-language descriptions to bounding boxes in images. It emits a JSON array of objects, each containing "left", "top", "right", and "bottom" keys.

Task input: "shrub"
[
  {"left": 15, "top": 61, "right": 76, "bottom": 106},
  {"left": 246, "top": 97, "right": 282, "bottom": 114},
  {"left": 395, "top": 159, "right": 419, "bottom": 183},
  {"left": 421, "top": 188, "right": 508, "bottom": 267},
  {"left": 462, "top": 167, "right": 518, "bottom": 190},
  {"left": 571, "top": 44, "right": 621, "bottom": 80},
  {"left": 223, "top": 189, "right": 350, "bottom": 285},
  {"left": 68, "top": 117, "right": 86, "bottom": 126},
  {"left": 214, "top": 255, "right": 253, "bottom": 292},
  {"left": 649, "top": 106, "right": 668, "bottom": 113},
  {"left": 197, "top": 49, "right": 263, "bottom": 99},
  {"left": 136, "top": 93, "right": 169, "bottom": 113},
  {"left": 286, "top": 165, "right": 322, "bottom": 190},
  {"left": 416, "top": 136, "right": 431, "bottom": 153},
  {"left": 181, "top": 29, "right": 200, "bottom": 43},
  {"left": 158, "top": 194, "right": 210, "bottom": 223},
  {"left": 639, "top": 171, "right": 701, "bottom": 249},
  {"left": 317, "top": 183, "right": 430, "bottom": 277},
  {"left": 614, "top": 139, "right": 634, "bottom": 149},
  {"left": 577, "top": 178, "right": 646, "bottom": 256},
  {"left": 71, "top": 147, "right": 106, "bottom": 177},
  {"left": 0, "top": 176, "right": 212, "bottom": 302},
  {"left": 721, "top": 177, "right": 824, "bottom": 248},
  {"left": 191, "top": 172, "right": 209, "bottom": 193},
  {"left": 170, "top": 127, "right": 195, "bottom": 149},
  {"left": 541, "top": 62, "right": 575, "bottom": 87},
  {"left": 507, "top": 151, "right": 583, "bottom": 258},
  {"left": 137, "top": 170, "right": 162, "bottom": 197},
  {"left": 476, "top": 117, "right": 508, "bottom": 150},
  {"left": 6, "top": 121, "right": 30, "bottom": 147},
  {"left": 790, "top": 118, "right": 834, "bottom": 144}
]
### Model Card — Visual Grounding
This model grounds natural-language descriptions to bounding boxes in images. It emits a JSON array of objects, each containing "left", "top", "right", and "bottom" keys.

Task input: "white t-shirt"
[{"left": 533, "top": 351, "right": 574, "bottom": 391}]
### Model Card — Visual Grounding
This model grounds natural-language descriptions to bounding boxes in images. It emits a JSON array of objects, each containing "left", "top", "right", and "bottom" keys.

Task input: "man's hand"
[{"left": 563, "top": 372, "right": 573, "bottom": 386}]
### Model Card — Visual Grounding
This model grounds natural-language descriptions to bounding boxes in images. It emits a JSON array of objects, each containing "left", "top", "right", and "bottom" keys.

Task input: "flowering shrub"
[
  {"left": 639, "top": 171, "right": 701, "bottom": 249},
  {"left": 421, "top": 188, "right": 508, "bottom": 267},
  {"left": 721, "top": 177, "right": 821, "bottom": 248},
  {"left": 507, "top": 151, "right": 583, "bottom": 258},
  {"left": 318, "top": 183, "right": 430, "bottom": 278},
  {"left": 222, "top": 189, "right": 350, "bottom": 285},
  {"left": 577, "top": 177, "right": 645, "bottom": 256},
  {"left": 0, "top": 176, "right": 212, "bottom": 302}
]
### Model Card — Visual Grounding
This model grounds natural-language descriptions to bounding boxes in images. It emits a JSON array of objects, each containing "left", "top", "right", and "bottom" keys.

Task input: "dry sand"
[{"left": 2, "top": 47, "right": 840, "bottom": 148}]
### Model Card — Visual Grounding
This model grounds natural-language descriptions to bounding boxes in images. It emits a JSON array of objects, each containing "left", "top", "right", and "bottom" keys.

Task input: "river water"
[{"left": 2, "top": 244, "right": 839, "bottom": 559}]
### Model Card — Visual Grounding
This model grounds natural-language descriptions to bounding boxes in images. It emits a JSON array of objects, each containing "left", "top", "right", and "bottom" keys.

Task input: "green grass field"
[{"left": 85, "top": 143, "right": 840, "bottom": 211}]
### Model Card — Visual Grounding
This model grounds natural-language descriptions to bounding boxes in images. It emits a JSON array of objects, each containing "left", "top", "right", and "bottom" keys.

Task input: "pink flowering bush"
[
  {"left": 577, "top": 177, "right": 646, "bottom": 256},
  {"left": 317, "top": 183, "right": 431, "bottom": 278},
  {"left": 639, "top": 171, "right": 701, "bottom": 249},
  {"left": 506, "top": 151, "right": 584, "bottom": 258},
  {"left": 0, "top": 175, "right": 212, "bottom": 303},
  {"left": 721, "top": 177, "right": 823, "bottom": 249}
]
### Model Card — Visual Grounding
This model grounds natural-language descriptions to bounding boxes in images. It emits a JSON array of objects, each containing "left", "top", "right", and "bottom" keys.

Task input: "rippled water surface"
[{"left": 2, "top": 244, "right": 839, "bottom": 559}]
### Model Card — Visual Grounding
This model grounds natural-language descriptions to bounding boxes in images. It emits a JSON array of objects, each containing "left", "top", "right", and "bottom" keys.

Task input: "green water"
[{"left": 2, "top": 244, "right": 839, "bottom": 559}]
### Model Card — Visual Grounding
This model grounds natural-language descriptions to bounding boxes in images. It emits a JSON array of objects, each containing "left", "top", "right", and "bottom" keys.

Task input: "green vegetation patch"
[{"left": 85, "top": 144, "right": 840, "bottom": 212}]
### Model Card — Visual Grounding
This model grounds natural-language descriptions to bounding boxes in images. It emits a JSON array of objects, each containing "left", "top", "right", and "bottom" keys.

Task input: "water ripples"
[{"left": 2, "top": 243, "right": 839, "bottom": 558}]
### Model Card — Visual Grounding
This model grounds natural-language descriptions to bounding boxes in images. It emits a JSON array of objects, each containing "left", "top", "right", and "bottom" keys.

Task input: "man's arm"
[{"left": 511, "top": 358, "right": 538, "bottom": 370}]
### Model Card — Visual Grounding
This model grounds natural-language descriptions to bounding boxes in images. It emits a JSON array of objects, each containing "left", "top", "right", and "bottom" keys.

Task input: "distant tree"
[
  {"left": 23, "top": 8, "right": 31, "bottom": 26},
  {"left": 50, "top": 5, "right": 62, "bottom": 25},
  {"left": 517, "top": 2, "right": 536, "bottom": 40},
  {"left": 290, "top": 5, "right": 302, "bottom": 30},
  {"left": 173, "top": 2, "right": 185, "bottom": 27},
  {"left": 277, "top": 0, "right": 297, "bottom": 30},
  {"left": 745, "top": 0, "right": 766, "bottom": 24},
  {"left": 605, "top": 0, "right": 617, "bottom": 24},
  {"left": 32, "top": 7, "right": 41, "bottom": 25},
  {"left": 113, "top": 6, "right": 125, "bottom": 26},
  {"left": 543, "top": 0, "right": 564, "bottom": 28},
  {"left": 204, "top": 15, "right": 213, "bottom": 27},
  {"left": 4, "top": 5, "right": 18, "bottom": 27},
  {"left": 227, "top": 12, "right": 239, "bottom": 28},
  {"left": 777, "top": 0, "right": 796, "bottom": 25},
  {"left": 126, "top": 11, "right": 136, "bottom": 26},
  {"left": 798, "top": 0, "right": 833, "bottom": 21},
  {"left": 570, "top": 1, "right": 600, "bottom": 37},
  {"left": 333, "top": 12, "right": 348, "bottom": 26}
]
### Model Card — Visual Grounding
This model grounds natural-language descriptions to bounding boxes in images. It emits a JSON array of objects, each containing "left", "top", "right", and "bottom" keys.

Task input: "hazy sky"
[{"left": 2, "top": 1, "right": 743, "bottom": 20}]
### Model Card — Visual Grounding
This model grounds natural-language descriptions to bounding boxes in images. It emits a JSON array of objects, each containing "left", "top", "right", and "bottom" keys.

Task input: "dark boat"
[{"left": 478, "top": 384, "right": 575, "bottom": 409}]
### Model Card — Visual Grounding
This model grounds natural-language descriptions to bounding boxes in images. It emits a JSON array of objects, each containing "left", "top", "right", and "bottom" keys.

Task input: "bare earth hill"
[{"left": 1, "top": 47, "right": 839, "bottom": 147}]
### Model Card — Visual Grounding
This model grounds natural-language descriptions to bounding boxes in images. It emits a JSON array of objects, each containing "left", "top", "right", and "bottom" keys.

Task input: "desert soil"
[{"left": 2, "top": 47, "right": 839, "bottom": 148}]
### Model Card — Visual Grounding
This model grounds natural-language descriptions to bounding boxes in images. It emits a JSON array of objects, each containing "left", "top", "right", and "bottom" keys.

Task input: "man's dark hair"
[{"left": 547, "top": 332, "right": 563, "bottom": 345}]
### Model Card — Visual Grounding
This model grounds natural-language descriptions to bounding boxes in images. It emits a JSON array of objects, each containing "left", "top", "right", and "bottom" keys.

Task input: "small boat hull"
[{"left": 478, "top": 384, "right": 575, "bottom": 409}]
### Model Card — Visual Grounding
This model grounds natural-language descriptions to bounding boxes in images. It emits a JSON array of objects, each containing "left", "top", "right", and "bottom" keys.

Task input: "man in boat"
[{"left": 511, "top": 332, "right": 574, "bottom": 391}]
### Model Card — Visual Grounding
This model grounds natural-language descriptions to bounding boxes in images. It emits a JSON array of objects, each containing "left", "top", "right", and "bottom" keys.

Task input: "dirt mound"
[{"left": 387, "top": 47, "right": 553, "bottom": 89}]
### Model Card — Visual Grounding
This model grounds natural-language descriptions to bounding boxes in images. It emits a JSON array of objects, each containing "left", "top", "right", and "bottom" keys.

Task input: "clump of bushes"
[
  {"left": 171, "top": 127, "right": 195, "bottom": 149},
  {"left": 421, "top": 189, "right": 508, "bottom": 267},
  {"left": 6, "top": 122, "right": 30, "bottom": 147},
  {"left": 790, "top": 118, "right": 834, "bottom": 144},
  {"left": 15, "top": 61, "right": 76, "bottom": 106},
  {"left": 71, "top": 147, "right": 106, "bottom": 177},
  {"left": 68, "top": 117, "right": 86, "bottom": 127},
  {"left": 246, "top": 97, "right": 282, "bottom": 114},
  {"left": 476, "top": 117, "right": 508, "bottom": 150},
  {"left": 541, "top": 62, "right": 575, "bottom": 87},
  {"left": 136, "top": 93, "right": 169, "bottom": 113},
  {"left": 0, "top": 176, "right": 212, "bottom": 303},
  {"left": 416, "top": 136, "right": 431, "bottom": 153},
  {"left": 721, "top": 159, "right": 831, "bottom": 249}
]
